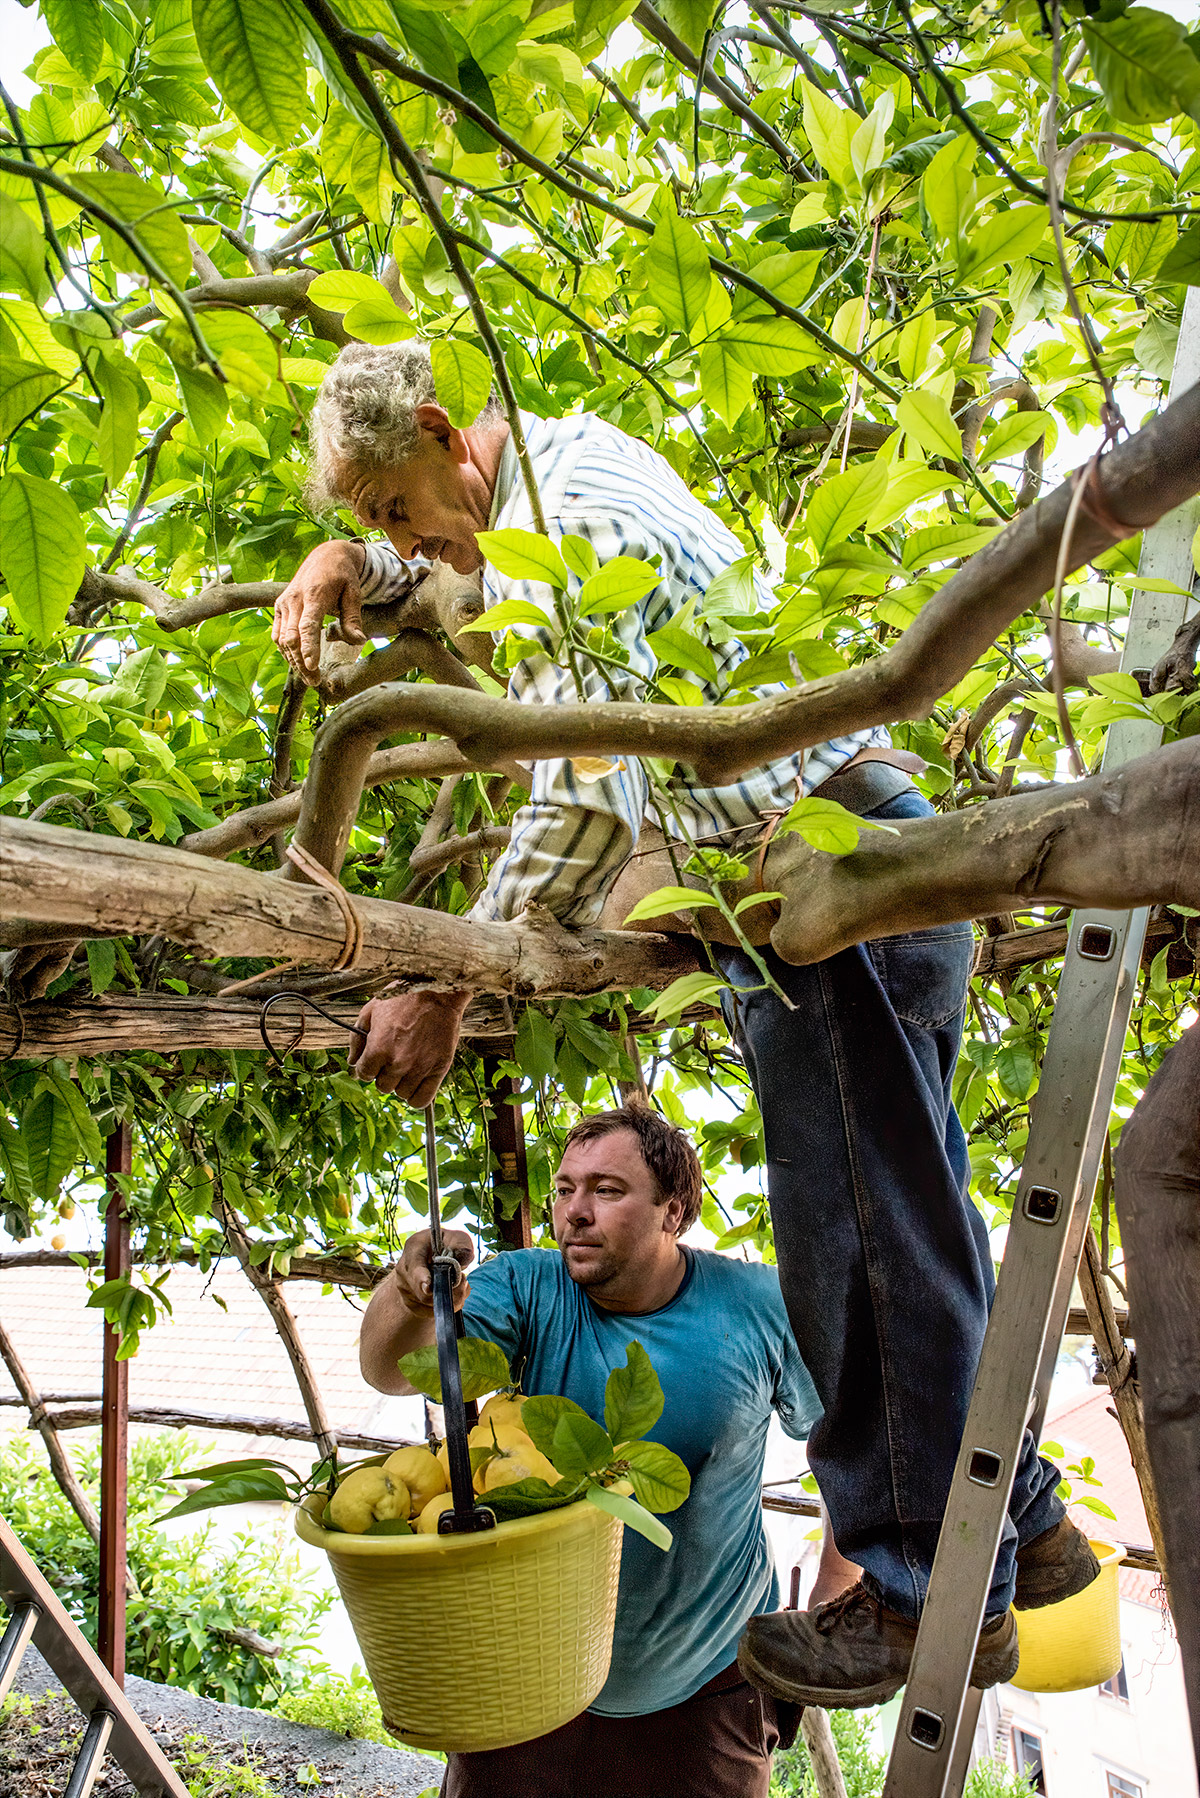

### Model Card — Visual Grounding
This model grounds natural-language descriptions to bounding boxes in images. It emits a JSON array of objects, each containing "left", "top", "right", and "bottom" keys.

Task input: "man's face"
[
  {"left": 552, "top": 1131, "right": 683, "bottom": 1295},
  {"left": 346, "top": 404, "right": 496, "bottom": 575}
]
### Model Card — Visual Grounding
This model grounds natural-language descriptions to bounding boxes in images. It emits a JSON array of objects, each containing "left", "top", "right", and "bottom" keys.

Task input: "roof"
[
  {"left": 0, "top": 1263, "right": 423, "bottom": 1455},
  {"left": 1045, "top": 1383, "right": 1161, "bottom": 1607}
]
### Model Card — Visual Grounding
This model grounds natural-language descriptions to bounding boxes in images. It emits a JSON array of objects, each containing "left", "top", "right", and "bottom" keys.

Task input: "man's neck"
[
  {"left": 586, "top": 1244, "right": 688, "bottom": 1315},
  {"left": 464, "top": 418, "right": 511, "bottom": 516}
]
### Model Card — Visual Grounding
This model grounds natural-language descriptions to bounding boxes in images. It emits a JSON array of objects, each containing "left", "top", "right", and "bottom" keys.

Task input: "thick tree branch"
[
  {"left": 121, "top": 268, "right": 351, "bottom": 347},
  {"left": 288, "top": 382, "right": 1200, "bottom": 878}
]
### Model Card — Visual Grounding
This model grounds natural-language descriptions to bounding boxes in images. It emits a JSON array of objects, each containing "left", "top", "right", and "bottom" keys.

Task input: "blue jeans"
[{"left": 714, "top": 790, "right": 1063, "bottom": 1619}]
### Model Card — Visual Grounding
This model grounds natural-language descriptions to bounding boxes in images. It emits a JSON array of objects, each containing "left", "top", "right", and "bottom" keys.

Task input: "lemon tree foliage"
[{"left": 1, "top": 0, "right": 1199, "bottom": 1323}]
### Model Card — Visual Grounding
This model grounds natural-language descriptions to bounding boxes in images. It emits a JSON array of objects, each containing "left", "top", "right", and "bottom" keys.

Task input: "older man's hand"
[
  {"left": 350, "top": 990, "right": 471, "bottom": 1103},
  {"left": 272, "top": 540, "right": 367, "bottom": 685}
]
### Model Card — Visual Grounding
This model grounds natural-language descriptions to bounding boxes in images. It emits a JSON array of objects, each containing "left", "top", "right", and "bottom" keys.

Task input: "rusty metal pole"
[
  {"left": 481, "top": 1056, "right": 532, "bottom": 1250},
  {"left": 98, "top": 1120, "right": 131, "bottom": 1685}
]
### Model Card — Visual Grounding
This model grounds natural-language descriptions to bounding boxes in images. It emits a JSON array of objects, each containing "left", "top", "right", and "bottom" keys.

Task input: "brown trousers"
[{"left": 439, "top": 1668, "right": 799, "bottom": 1798}]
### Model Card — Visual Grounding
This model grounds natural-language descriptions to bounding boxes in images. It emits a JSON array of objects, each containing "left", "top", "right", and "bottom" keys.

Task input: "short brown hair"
[{"left": 561, "top": 1104, "right": 703, "bottom": 1235}]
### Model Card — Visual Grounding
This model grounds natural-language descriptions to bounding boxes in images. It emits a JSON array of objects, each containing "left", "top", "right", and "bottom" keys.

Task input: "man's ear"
[
  {"left": 414, "top": 403, "right": 468, "bottom": 463},
  {"left": 661, "top": 1196, "right": 686, "bottom": 1237}
]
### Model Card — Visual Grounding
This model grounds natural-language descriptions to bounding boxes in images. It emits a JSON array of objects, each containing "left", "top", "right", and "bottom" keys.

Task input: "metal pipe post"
[
  {"left": 98, "top": 1121, "right": 131, "bottom": 1684},
  {"left": 482, "top": 1055, "right": 533, "bottom": 1250}
]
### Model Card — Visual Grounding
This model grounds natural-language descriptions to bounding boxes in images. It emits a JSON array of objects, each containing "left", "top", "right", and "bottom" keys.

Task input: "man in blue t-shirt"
[{"left": 359, "top": 1105, "right": 850, "bottom": 1798}]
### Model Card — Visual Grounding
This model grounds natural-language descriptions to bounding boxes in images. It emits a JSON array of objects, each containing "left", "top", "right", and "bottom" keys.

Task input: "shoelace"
[{"left": 813, "top": 1581, "right": 885, "bottom": 1636}]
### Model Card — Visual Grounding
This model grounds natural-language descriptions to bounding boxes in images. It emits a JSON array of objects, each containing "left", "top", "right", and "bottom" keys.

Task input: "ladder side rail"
[
  {"left": 883, "top": 286, "right": 1200, "bottom": 1798},
  {"left": 0, "top": 1517, "right": 188, "bottom": 1798}
]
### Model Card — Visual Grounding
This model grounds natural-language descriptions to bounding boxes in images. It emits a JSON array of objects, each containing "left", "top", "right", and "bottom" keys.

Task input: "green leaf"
[
  {"left": 777, "top": 794, "right": 900, "bottom": 856},
  {"left": 644, "top": 195, "right": 715, "bottom": 337},
  {"left": 520, "top": 1393, "right": 594, "bottom": 1460},
  {"left": 799, "top": 78, "right": 856, "bottom": 188},
  {"left": 699, "top": 340, "right": 754, "bottom": 426},
  {"left": 921, "top": 133, "right": 977, "bottom": 255},
  {"left": 476, "top": 1478, "right": 576, "bottom": 1520},
  {"left": 963, "top": 205, "right": 1046, "bottom": 279},
  {"left": 577, "top": 558, "right": 662, "bottom": 616},
  {"left": 894, "top": 313, "right": 938, "bottom": 385},
  {"left": 586, "top": 1482, "right": 673, "bottom": 1549},
  {"left": 1158, "top": 222, "right": 1200, "bottom": 286},
  {"left": 341, "top": 296, "right": 417, "bottom": 345},
  {"left": 23, "top": 1091, "right": 77, "bottom": 1202},
  {"left": 431, "top": 338, "right": 494, "bottom": 427},
  {"left": 398, "top": 1334, "right": 513, "bottom": 1403},
  {"left": 643, "top": 971, "right": 727, "bottom": 1024},
  {"left": 805, "top": 460, "right": 889, "bottom": 556},
  {"left": 157, "top": 1468, "right": 292, "bottom": 1523},
  {"left": 169, "top": 357, "right": 228, "bottom": 445},
  {"left": 0, "top": 204, "right": 50, "bottom": 306},
  {"left": 71, "top": 173, "right": 192, "bottom": 287},
  {"left": 0, "top": 357, "right": 61, "bottom": 442},
  {"left": 43, "top": 0, "right": 105, "bottom": 80},
  {"left": 646, "top": 622, "right": 717, "bottom": 683},
  {"left": 604, "top": 1341, "right": 664, "bottom": 1444},
  {"left": 456, "top": 596, "right": 554, "bottom": 635},
  {"left": 1083, "top": 10, "right": 1200, "bottom": 126},
  {"left": 551, "top": 1408, "right": 615, "bottom": 1478},
  {"left": 978, "top": 410, "right": 1049, "bottom": 468},
  {"left": 108, "top": 647, "right": 169, "bottom": 714},
  {"left": 622, "top": 886, "right": 719, "bottom": 924},
  {"left": 306, "top": 270, "right": 395, "bottom": 311},
  {"left": 713, "top": 315, "right": 817, "bottom": 376},
  {"left": 560, "top": 533, "right": 599, "bottom": 581},
  {"left": 92, "top": 351, "right": 141, "bottom": 486},
  {"left": 85, "top": 939, "right": 117, "bottom": 997},
  {"left": 897, "top": 390, "right": 963, "bottom": 461},
  {"left": 477, "top": 528, "right": 570, "bottom": 589},
  {"left": 191, "top": 0, "right": 311, "bottom": 144},
  {"left": 996, "top": 1041, "right": 1037, "bottom": 1099},
  {"left": 0, "top": 471, "right": 86, "bottom": 641},
  {"left": 660, "top": 0, "right": 715, "bottom": 57},
  {"left": 514, "top": 1007, "right": 557, "bottom": 1082},
  {"left": 618, "top": 1439, "right": 691, "bottom": 1512},
  {"left": 42, "top": 1068, "right": 103, "bottom": 1168},
  {"left": 364, "top": 1516, "right": 414, "bottom": 1535}
]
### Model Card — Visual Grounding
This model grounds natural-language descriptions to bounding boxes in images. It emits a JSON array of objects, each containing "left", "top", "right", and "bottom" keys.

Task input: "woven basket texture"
[
  {"left": 297, "top": 1497, "right": 624, "bottom": 1752},
  {"left": 1010, "top": 1538, "right": 1123, "bottom": 1693}
]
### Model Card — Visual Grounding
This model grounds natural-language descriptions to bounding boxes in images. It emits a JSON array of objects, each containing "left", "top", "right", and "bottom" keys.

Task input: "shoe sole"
[
  {"left": 1013, "top": 1560, "right": 1102, "bottom": 1611},
  {"left": 736, "top": 1641, "right": 907, "bottom": 1710},
  {"left": 737, "top": 1626, "right": 1020, "bottom": 1707}
]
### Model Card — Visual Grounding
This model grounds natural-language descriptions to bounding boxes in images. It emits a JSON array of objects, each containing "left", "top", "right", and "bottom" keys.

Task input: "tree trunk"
[{"left": 1114, "top": 1020, "right": 1200, "bottom": 1756}]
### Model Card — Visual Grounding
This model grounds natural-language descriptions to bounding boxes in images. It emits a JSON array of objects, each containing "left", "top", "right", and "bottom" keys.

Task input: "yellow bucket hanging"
[
  {"left": 1010, "top": 1538, "right": 1124, "bottom": 1693},
  {"left": 295, "top": 1493, "right": 624, "bottom": 1752}
]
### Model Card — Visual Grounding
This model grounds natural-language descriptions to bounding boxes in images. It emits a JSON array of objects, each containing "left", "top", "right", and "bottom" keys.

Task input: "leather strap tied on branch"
[{"left": 219, "top": 842, "right": 364, "bottom": 994}]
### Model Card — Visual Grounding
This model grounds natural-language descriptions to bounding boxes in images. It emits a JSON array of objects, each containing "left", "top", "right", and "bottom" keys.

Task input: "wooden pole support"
[{"left": 482, "top": 1055, "right": 533, "bottom": 1250}]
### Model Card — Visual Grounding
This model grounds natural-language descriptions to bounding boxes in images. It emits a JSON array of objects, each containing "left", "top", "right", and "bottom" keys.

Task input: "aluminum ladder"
[
  {"left": 0, "top": 1514, "right": 187, "bottom": 1798},
  {"left": 883, "top": 284, "right": 1200, "bottom": 1796}
]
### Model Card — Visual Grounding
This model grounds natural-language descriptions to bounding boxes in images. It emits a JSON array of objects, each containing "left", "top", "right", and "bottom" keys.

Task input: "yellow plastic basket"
[
  {"left": 1010, "top": 1537, "right": 1124, "bottom": 1693},
  {"left": 295, "top": 1493, "right": 624, "bottom": 1752}
]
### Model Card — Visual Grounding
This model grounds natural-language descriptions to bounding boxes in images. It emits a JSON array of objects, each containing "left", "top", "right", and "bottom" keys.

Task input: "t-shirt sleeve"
[
  {"left": 772, "top": 1312, "right": 822, "bottom": 1442},
  {"left": 459, "top": 1253, "right": 529, "bottom": 1382}
]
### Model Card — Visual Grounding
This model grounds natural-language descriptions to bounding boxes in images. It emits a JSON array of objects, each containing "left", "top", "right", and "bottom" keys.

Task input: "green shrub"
[
  {"left": 0, "top": 1432, "right": 334, "bottom": 1707},
  {"left": 275, "top": 1666, "right": 393, "bottom": 1745},
  {"left": 770, "top": 1711, "right": 1035, "bottom": 1797}
]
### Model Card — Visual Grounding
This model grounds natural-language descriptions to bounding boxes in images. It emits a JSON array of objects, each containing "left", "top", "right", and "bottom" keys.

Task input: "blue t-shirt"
[{"left": 461, "top": 1245, "right": 819, "bottom": 1716}]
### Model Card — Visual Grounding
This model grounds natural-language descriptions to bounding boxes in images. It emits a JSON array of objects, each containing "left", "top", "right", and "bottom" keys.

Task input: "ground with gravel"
[{"left": 2, "top": 1649, "right": 444, "bottom": 1798}]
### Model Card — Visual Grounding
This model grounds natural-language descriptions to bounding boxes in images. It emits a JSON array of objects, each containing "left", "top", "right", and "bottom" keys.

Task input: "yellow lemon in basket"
[
  {"left": 329, "top": 1466, "right": 409, "bottom": 1534},
  {"left": 478, "top": 1393, "right": 526, "bottom": 1432},
  {"left": 482, "top": 1443, "right": 561, "bottom": 1493},
  {"left": 416, "top": 1491, "right": 455, "bottom": 1533},
  {"left": 382, "top": 1446, "right": 447, "bottom": 1517},
  {"left": 437, "top": 1423, "right": 538, "bottom": 1487}
]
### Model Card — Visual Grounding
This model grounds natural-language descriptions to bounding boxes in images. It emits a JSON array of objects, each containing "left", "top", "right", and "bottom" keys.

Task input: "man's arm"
[{"left": 359, "top": 1226, "right": 474, "bottom": 1394}]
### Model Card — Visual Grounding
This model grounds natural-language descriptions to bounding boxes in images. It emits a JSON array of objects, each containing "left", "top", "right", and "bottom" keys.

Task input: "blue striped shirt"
[{"left": 361, "top": 412, "right": 887, "bottom": 925}]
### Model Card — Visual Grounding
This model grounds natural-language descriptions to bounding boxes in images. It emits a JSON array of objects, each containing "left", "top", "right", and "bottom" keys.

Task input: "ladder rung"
[
  {"left": 0, "top": 1599, "right": 39, "bottom": 1705},
  {"left": 64, "top": 1708, "right": 115, "bottom": 1798}
]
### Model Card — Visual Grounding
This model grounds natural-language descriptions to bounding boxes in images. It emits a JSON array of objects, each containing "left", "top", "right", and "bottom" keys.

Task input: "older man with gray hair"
[{"left": 272, "top": 341, "right": 1082, "bottom": 1715}]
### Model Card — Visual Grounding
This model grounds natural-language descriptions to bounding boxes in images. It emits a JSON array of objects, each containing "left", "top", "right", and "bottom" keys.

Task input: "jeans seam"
[{"left": 817, "top": 955, "right": 920, "bottom": 1618}]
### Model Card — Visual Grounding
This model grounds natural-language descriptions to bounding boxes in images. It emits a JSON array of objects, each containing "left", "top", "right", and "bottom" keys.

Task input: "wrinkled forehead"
[{"left": 341, "top": 459, "right": 417, "bottom": 522}]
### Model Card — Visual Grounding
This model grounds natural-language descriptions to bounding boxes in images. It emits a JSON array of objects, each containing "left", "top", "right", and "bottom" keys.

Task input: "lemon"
[
  {"left": 482, "top": 1443, "right": 561, "bottom": 1492},
  {"left": 382, "top": 1446, "right": 447, "bottom": 1517},
  {"left": 478, "top": 1393, "right": 526, "bottom": 1433},
  {"left": 328, "top": 1465, "right": 409, "bottom": 1533},
  {"left": 437, "top": 1422, "right": 537, "bottom": 1490},
  {"left": 415, "top": 1491, "right": 455, "bottom": 1534}
]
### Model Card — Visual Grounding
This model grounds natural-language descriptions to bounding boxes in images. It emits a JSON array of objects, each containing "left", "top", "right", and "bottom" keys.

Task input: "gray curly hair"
[{"left": 306, "top": 341, "right": 503, "bottom": 513}]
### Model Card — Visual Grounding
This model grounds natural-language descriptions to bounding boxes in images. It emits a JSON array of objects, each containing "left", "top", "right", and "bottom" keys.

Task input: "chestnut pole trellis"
[{"left": 2, "top": 321, "right": 1199, "bottom": 1789}]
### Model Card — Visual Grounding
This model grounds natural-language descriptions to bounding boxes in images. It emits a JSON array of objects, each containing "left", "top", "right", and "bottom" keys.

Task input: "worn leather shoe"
[
  {"left": 737, "top": 1582, "right": 1020, "bottom": 1709},
  {"left": 1013, "top": 1516, "right": 1101, "bottom": 1610}
]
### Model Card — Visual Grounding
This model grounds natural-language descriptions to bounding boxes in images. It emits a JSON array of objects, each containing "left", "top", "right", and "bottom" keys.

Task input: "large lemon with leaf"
[
  {"left": 328, "top": 1465, "right": 410, "bottom": 1533},
  {"left": 382, "top": 1445, "right": 447, "bottom": 1516}
]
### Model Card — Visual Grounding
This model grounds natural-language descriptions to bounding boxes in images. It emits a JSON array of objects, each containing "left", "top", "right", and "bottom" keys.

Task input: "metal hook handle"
[{"left": 258, "top": 991, "right": 368, "bottom": 1066}]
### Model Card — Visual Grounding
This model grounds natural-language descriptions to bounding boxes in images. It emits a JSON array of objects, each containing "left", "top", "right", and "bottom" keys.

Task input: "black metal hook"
[{"left": 258, "top": 991, "right": 368, "bottom": 1067}]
